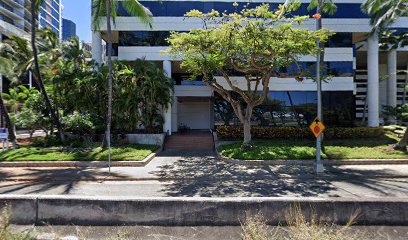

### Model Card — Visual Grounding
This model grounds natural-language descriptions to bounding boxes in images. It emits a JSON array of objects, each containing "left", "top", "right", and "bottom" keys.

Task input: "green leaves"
[
  {"left": 362, "top": 0, "right": 408, "bottom": 31},
  {"left": 307, "top": 0, "right": 337, "bottom": 15},
  {"left": 91, "top": 0, "right": 153, "bottom": 30}
]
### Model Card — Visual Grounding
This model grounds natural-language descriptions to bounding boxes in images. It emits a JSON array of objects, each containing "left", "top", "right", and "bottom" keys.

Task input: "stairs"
[{"left": 164, "top": 131, "right": 214, "bottom": 151}]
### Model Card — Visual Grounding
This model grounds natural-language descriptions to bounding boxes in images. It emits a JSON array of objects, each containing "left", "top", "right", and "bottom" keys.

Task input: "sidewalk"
[{"left": 0, "top": 150, "right": 408, "bottom": 198}]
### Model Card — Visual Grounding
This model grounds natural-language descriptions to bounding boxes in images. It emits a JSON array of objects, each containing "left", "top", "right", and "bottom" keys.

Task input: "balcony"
[{"left": 0, "top": 1, "right": 24, "bottom": 19}]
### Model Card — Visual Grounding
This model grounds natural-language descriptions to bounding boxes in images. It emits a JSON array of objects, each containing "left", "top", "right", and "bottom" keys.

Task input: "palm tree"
[
  {"left": 362, "top": 0, "right": 408, "bottom": 150},
  {"left": 91, "top": 0, "right": 152, "bottom": 165},
  {"left": 362, "top": 0, "right": 408, "bottom": 31},
  {"left": 0, "top": 29, "right": 62, "bottom": 147},
  {"left": 30, "top": 0, "right": 65, "bottom": 141}
]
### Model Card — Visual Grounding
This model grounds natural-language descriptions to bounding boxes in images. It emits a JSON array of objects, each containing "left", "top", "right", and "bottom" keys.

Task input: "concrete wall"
[
  {"left": 126, "top": 133, "right": 166, "bottom": 146},
  {"left": 2, "top": 196, "right": 408, "bottom": 226}
]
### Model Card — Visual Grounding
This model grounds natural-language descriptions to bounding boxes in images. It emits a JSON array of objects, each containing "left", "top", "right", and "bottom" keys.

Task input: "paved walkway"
[{"left": 1, "top": 150, "right": 408, "bottom": 198}]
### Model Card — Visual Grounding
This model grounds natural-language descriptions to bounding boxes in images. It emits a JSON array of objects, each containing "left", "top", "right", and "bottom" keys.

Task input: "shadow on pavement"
[
  {"left": 0, "top": 166, "right": 129, "bottom": 194},
  {"left": 152, "top": 150, "right": 408, "bottom": 197}
]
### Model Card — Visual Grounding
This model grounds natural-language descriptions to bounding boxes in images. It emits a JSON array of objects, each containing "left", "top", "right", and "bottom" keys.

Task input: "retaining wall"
[{"left": 1, "top": 196, "right": 407, "bottom": 226}]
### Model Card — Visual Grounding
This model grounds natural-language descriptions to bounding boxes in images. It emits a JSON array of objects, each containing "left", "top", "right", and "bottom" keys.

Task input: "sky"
[{"left": 62, "top": 0, "right": 92, "bottom": 42}]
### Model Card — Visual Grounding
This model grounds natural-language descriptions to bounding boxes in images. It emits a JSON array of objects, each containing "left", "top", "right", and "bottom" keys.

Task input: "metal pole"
[
  {"left": 29, "top": 71, "right": 33, "bottom": 88},
  {"left": 316, "top": 2, "right": 324, "bottom": 173}
]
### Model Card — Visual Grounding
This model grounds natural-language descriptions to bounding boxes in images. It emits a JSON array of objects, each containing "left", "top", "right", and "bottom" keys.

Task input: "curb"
[
  {"left": 221, "top": 158, "right": 408, "bottom": 166},
  {"left": 0, "top": 148, "right": 161, "bottom": 168},
  {"left": 2, "top": 195, "right": 408, "bottom": 226},
  {"left": 2, "top": 174, "right": 408, "bottom": 183}
]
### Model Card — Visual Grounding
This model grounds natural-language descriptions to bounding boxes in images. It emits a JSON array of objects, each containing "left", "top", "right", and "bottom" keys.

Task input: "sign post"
[
  {"left": 309, "top": 117, "right": 325, "bottom": 173},
  {"left": 0, "top": 128, "right": 9, "bottom": 151}
]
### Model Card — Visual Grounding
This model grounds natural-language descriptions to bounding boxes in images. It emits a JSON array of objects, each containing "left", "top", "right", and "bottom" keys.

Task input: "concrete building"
[
  {"left": 91, "top": 0, "right": 408, "bottom": 134},
  {"left": 0, "top": 0, "right": 31, "bottom": 94},
  {"left": 62, "top": 18, "right": 76, "bottom": 40},
  {"left": 39, "top": 0, "right": 63, "bottom": 40}
]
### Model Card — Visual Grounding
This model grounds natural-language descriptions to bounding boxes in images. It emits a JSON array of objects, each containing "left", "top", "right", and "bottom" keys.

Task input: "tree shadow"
[
  {"left": 0, "top": 166, "right": 129, "bottom": 194},
  {"left": 151, "top": 151, "right": 408, "bottom": 197}
]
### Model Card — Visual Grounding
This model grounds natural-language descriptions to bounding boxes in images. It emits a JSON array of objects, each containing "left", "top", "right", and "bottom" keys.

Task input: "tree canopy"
[{"left": 167, "top": 3, "right": 332, "bottom": 147}]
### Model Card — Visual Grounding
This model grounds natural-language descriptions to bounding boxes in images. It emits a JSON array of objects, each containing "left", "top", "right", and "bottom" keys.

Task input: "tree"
[
  {"left": 362, "top": 0, "right": 408, "bottom": 31},
  {"left": 91, "top": 0, "right": 152, "bottom": 166},
  {"left": 30, "top": 0, "right": 65, "bottom": 141},
  {"left": 167, "top": 4, "right": 332, "bottom": 148},
  {"left": 119, "top": 60, "right": 173, "bottom": 132},
  {"left": 362, "top": 0, "right": 408, "bottom": 151}
]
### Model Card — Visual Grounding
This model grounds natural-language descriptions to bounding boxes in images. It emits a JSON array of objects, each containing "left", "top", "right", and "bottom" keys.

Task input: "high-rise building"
[
  {"left": 62, "top": 18, "right": 76, "bottom": 40},
  {"left": 39, "top": 0, "right": 63, "bottom": 40},
  {"left": 0, "top": 0, "right": 30, "bottom": 39},
  {"left": 0, "top": 0, "right": 31, "bottom": 94}
]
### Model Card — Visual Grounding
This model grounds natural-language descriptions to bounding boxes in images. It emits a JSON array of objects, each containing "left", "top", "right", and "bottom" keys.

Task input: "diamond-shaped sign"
[{"left": 309, "top": 117, "right": 325, "bottom": 138}]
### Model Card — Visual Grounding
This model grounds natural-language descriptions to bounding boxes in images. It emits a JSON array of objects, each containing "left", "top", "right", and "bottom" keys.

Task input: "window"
[
  {"left": 327, "top": 33, "right": 352, "bottom": 47},
  {"left": 127, "top": 2, "right": 369, "bottom": 18},
  {"left": 119, "top": 31, "right": 171, "bottom": 46},
  {"left": 214, "top": 91, "right": 355, "bottom": 127},
  {"left": 106, "top": 43, "right": 119, "bottom": 57}
]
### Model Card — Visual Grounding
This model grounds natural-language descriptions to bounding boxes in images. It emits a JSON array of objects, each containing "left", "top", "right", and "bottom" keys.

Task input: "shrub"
[
  {"left": 62, "top": 112, "right": 95, "bottom": 135},
  {"left": 216, "top": 126, "right": 385, "bottom": 140}
]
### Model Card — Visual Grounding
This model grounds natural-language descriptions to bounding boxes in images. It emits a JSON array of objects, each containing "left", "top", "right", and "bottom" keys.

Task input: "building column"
[
  {"left": 92, "top": 32, "right": 102, "bottom": 65},
  {"left": 163, "top": 60, "right": 172, "bottom": 135},
  {"left": 367, "top": 34, "right": 380, "bottom": 127},
  {"left": 387, "top": 49, "right": 397, "bottom": 108}
]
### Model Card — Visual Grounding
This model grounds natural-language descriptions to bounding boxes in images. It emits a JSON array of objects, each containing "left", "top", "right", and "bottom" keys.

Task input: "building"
[
  {"left": 62, "top": 18, "right": 76, "bottom": 40},
  {"left": 39, "top": 0, "right": 63, "bottom": 40},
  {"left": 91, "top": 0, "right": 408, "bottom": 134},
  {"left": 0, "top": 0, "right": 30, "bottom": 39},
  {"left": 0, "top": 0, "right": 32, "bottom": 94}
]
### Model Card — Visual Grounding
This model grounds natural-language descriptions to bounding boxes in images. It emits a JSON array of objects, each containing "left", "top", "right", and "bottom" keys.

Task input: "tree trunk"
[
  {"left": 394, "top": 129, "right": 408, "bottom": 151},
  {"left": 0, "top": 98, "right": 18, "bottom": 149},
  {"left": 30, "top": 0, "right": 64, "bottom": 142},
  {"left": 105, "top": 0, "right": 113, "bottom": 162},
  {"left": 242, "top": 118, "right": 252, "bottom": 149}
]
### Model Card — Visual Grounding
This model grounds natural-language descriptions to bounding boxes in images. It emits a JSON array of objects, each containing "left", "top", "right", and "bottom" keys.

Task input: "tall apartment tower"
[
  {"left": 0, "top": 0, "right": 30, "bottom": 39},
  {"left": 39, "top": 0, "right": 63, "bottom": 40}
]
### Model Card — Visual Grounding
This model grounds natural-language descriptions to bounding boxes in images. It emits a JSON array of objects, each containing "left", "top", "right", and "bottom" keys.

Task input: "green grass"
[
  {"left": 0, "top": 144, "right": 159, "bottom": 162},
  {"left": 219, "top": 136, "right": 408, "bottom": 160}
]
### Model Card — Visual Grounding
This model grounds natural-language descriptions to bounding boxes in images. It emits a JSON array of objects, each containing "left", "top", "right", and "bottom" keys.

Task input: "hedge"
[{"left": 216, "top": 126, "right": 385, "bottom": 140}]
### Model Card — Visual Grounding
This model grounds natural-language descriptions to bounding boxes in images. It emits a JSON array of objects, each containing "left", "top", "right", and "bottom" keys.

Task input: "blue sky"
[{"left": 62, "top": 0, "right": 92, "bottom": 41}]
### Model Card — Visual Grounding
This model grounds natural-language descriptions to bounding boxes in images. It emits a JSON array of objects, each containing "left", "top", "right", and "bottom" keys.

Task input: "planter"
[{"left": 126, "top": 133, "right": 166, "bottom": 146}]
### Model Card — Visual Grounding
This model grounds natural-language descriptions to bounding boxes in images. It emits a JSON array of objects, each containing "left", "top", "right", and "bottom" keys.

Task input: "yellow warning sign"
[{"left": 309, "top": 117, "right": 325, "bottom": 138}]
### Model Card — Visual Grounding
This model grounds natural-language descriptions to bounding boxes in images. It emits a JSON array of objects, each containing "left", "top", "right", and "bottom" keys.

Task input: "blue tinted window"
[
  {"left": 214, "top": 91, "right": 355, "bottom": 128},
  {"left": 106, "top": 43, "right": 119, "bottom": 56},
  {"left": 328, "top": 62, "right": 353, "bottom": 76},
  {"left": 51, "top": 8, "right": 59, "bottom": 19},
  {"left": 328, "top": 33, "right": 352, "bottom": 47},
  {"left": 52, "top": 0, "right": 59, "bottom": 10},
  {"left": 135, "top": 1, "right": 368, "bottom": 18},
  {"left": 119, "top": 31, "right": 171, "bottom": 46},
  {"left": 52, "top": 18, "right": 59, "bottom": 28}
]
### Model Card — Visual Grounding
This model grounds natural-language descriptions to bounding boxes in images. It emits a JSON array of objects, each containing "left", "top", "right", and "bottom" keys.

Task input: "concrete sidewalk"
[{"left": 0, "top": 150, "right": 408, "bottom": 198}]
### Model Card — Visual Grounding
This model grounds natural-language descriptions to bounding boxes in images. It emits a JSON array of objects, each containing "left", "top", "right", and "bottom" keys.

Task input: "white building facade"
[{"left": 91, "top": 0, "right": 408, "bottom": 134}]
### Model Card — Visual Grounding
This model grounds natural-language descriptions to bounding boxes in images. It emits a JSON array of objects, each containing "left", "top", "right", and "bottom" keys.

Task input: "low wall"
[
  {"left": 1, "top": 196, "right": 408, "bottom": 226},
  {"left": 126, "top": 133, "right": 165, "bottom": 146}
]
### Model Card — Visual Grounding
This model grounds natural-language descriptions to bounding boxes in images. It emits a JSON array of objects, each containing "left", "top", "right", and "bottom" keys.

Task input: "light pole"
[{"left": 315, "top": 1, "right": 324, "bottom": 173}]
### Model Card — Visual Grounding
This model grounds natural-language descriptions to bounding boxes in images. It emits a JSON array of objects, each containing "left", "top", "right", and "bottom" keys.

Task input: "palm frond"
[{"left": 122, "top": 0, "right": 153, "bottom": 28}]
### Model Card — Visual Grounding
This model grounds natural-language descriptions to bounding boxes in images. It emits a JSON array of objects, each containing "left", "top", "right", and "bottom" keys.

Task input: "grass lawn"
[
  {"left": 219, "top": 135, "right": 408, "bottom": 160},
  {"left": 0, "top": 144, "right": 159, "bottom": 161}
]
